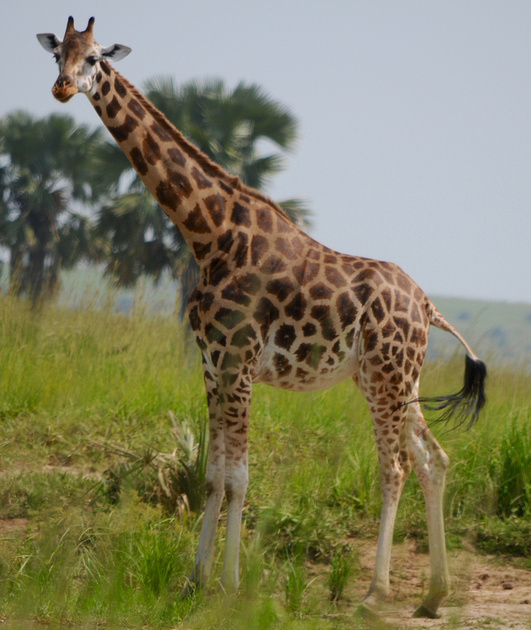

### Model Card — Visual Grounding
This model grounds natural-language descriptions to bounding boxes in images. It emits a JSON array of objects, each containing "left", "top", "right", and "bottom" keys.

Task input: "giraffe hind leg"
[
  {"left": 406, "top": 399, "right": 450, "bottom": 618},
  {"left": 358, "top": 380, "right": 412, "bottom": 614},
  {"left": 360, "top": 383, "right": 451, "bottom": 618}
]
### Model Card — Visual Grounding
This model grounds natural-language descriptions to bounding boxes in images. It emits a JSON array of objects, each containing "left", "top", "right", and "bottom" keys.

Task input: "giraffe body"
[{"left": 38, "top": 18, "right": 487, "bottom": 618}]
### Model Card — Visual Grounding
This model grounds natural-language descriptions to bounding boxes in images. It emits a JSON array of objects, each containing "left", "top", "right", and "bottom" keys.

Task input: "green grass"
[{"left": 0, "top": 294, "right": 529, "bottom": 627}]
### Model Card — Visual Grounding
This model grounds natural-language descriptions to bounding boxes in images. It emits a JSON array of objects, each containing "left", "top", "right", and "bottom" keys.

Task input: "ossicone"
[
  {"left": 63, "top": 16, "right": 95, "bottom": 37},
  {"left": 65, "top": 16, "right": 75, "bottom": 36},
  {"left": 84, "top": 17, "right": 95, "bottom": 34}
]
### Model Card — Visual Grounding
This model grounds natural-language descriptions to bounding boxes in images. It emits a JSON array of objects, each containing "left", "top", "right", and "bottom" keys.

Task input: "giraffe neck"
[{"left": 88, "top": 60, "right": 291, "bottom": 271}]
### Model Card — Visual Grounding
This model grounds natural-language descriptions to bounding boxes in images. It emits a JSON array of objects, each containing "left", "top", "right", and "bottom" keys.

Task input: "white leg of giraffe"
[
  {"left": 221, "top": 450, "right": 249, "bottom": 592},
  {"left": 187, "top": 366, "right": 251, "bottom": 595},
  {"left": 361, "top": 396, "right": 412, "bottom": 611},
  {"left": 192, "top": 449, "right": 224, "bottom": 588},
  {"left": 363, "top": 412, "right": 411, "bottom": 608},
  {"left": 187, "top": 381, "right": 226, "bottom": 591},
  {"left": 220, "top": 370, "right": 252, "bottom": 593},
  {"left": 405, "top": 398, "right": 450, "bottom": 618}
]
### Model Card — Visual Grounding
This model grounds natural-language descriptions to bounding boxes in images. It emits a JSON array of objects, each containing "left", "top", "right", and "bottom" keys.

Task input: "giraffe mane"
[{"left": 106, "top": 63, "right": 288, "bottom": 219}]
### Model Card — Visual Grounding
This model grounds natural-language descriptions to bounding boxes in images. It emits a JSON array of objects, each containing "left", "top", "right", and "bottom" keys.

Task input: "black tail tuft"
[{"left": 418, "top": 355, "right": 487, "bottom": 429}]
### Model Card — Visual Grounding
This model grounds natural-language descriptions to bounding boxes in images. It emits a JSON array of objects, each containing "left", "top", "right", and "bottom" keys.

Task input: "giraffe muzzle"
[{"left": 52, "top": 75, "right": 78, "bottom": 102}]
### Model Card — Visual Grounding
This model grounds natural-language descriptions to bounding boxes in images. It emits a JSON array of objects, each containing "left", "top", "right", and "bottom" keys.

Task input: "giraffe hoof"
[
  {"left": 412, "top": 604, "right": 441, "bottom": 619},
  {"left": 180, "top": 579, "right": 197, "bottom": 600},
  {"left": 358, "top": 602, "right": 380, "bottom": 620},
  {"left": 358, "top": 603, "right": 396, "bottom": 629}
]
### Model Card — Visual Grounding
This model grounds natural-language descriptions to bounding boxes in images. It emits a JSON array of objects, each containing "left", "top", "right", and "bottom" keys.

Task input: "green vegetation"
[{"left": 0, "top": 294, "right": 529, "bottom": 628}]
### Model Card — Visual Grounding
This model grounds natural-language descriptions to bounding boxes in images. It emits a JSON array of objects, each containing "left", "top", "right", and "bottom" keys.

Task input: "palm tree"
[
  {"left": 94, "top": 77, "right": 311, "bottom": 318},
  {"left": 0, "top": 111, "right": 102, "bottom": 303},
  {"left": 95, "top": 188, "right": 178, "bottom": 286},
  {"left": 145, "top": 78, "right": 299, "bottom": 190}
]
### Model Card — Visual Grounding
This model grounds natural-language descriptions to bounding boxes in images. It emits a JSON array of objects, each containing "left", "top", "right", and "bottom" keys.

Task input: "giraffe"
[{"left": 38, "top": 17, "right": 487, "bottom": 618}]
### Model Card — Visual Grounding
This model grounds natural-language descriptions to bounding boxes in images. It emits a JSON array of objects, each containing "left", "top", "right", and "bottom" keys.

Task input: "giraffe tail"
[{"left": 417, "top": 301, "right": 487, "bottom": 429}]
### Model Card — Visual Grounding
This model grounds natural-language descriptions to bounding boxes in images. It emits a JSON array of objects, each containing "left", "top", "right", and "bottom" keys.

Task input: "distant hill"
[{"left": 427, "top": 297, "right": 531, "bottom": 368}]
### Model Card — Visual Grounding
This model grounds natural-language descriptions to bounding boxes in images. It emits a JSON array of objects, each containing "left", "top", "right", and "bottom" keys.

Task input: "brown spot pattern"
[
  {"left": 130, "top": 147, "right": 148, "bottom": 175},
  {"left": 183, "top": 204, "right": 211, "bottom": 233},
  {"left": 266, "top": 277, "right": 295, "bottom": 302},
  {"left": 108, "top": 115, "right": 139, "bottom": 142},
  {"left": 106, "top": 96, "right": 121, "bottom": 119},
  {"left": 168, "top": 147, "right": 186, "bottom": 167},
  {"left": 231, "top": 202, "right": 252, "bottom": 227},
  {"left": 151, "top": 122, "right": 172, "bottom": 142},
  {"left": 191, "top": 167, "right": 212, "bottom": 189},
  {"left": 143, "top": 133, "right": 161, "bottom": 165},
  {"left": 204, "top": 194, "right": 226, "bottom": 227},
  {"left": 128, "top": 98, "right": 146, "bottom": 120},
  {"left": 251, "top": 235, "right": 269, "bottom": 265},
  {"left": 114, "top": 77, "right": 127, "bottom": 98}
]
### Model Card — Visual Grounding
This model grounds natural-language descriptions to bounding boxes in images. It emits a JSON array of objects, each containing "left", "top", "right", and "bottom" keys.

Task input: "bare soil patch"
[
  {"left": 349, "top": 540, "right": 530, "bottom": 629},
  {"left": 0, "top": 517, "right": 29, "bottom": 534}
]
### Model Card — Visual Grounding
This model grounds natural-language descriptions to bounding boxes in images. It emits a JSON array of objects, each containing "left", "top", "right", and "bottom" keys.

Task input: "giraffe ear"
[
  {"left": 37, "top": 33, "right": 61, "bottom": 53},
  {"left": 100, "top": 44, "right": 132, "bottom": 62}
]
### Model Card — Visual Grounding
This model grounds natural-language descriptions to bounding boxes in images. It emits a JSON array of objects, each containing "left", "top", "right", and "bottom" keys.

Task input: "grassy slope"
[
  {"left": 0, "top": 296, "right": 529, "bottom": 628},
  {"left": 428, "top": 296, "right": 531, "bottom": 365}
]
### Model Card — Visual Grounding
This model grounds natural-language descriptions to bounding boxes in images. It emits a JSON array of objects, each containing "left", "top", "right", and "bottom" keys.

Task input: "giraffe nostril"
[
  {"left": 57, "top": 76, "right": 72, "bottom": 88},
  {"left": 52, "top": 75, "right": 77, "bottom": 102}
]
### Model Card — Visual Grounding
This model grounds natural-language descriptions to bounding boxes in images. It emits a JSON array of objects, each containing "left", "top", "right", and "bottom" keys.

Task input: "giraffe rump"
[{"left": 416, "top": 355, "right": 487, "bottom": 429}]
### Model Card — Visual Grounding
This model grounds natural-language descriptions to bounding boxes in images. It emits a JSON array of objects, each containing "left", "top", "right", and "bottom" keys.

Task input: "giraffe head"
[{"left": 37, "top": 16, "right": 131, "bottom": 103}]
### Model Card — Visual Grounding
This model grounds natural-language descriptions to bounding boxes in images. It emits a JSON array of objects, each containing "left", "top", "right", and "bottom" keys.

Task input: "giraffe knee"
[
  {"left": 380, "top": 459, "right": 409, "bottom": 498},
  {"left": 205, "top": 479, "right": 223, "bottom": 500},
  {"left": 423, "top": 436, "right": 450, "bottom": 475},
  {"left": 225, "top": 481, "right": 247, "bottom": 506},
  {"left": 433, "top": 447, "right": 449, "bottom": 474},
  {"left": 225, "top": 466, "right": 248, "bottom": 505},
  {"left": 399, "top": 448, "right": 412, "bottom": 477}
]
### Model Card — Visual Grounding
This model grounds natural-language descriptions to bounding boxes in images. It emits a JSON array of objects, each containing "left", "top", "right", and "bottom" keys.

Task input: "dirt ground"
[{"left": 347, "top": 540, "right": 531, "bottom": 629}]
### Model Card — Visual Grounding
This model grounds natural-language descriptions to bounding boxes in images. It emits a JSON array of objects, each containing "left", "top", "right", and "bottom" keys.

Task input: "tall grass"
[{"left": 0, "top": 293, "right": 529, "bottom": 626}]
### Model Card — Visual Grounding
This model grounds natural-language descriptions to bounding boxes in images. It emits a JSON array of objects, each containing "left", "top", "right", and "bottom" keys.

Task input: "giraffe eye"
[
  {"left": 53, "top": 53, "right": 60, "bottom": 63},
  {"left": 86, "top": 56, "right": 99, "bottom": 66}
]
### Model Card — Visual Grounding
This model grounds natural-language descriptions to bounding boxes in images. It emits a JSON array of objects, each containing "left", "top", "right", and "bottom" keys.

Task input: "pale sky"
[{"left": 2, "top": 1, "right": 530, "bottom": 303}]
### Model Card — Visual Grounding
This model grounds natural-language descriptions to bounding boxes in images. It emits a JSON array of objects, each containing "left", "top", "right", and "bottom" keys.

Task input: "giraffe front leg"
[
  {"left": 221, "top": 451, "right": 248, "bottom": 593},
  {"left": 184, "top": 384, "right": 225, "bottom": 595},
  {"left": 220, "top": 369, "right": 252, "bottom": 594}
]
